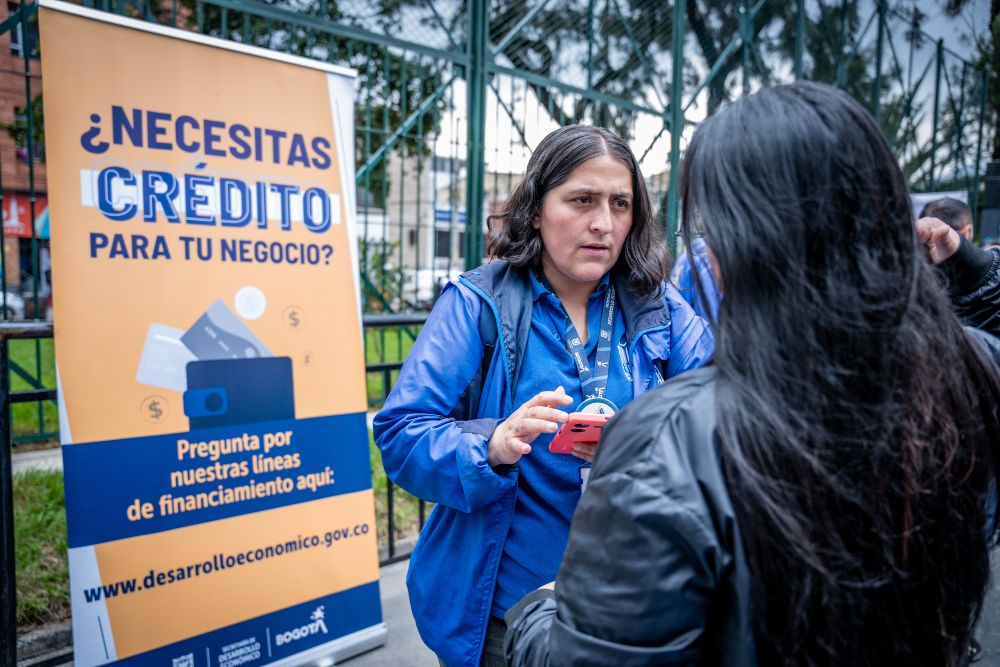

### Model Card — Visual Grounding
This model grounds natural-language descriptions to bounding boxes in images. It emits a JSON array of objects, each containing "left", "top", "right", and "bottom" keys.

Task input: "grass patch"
[
  {"left": 365, "top": 325, "right": 420, "bottom": 407},
  {"left": 9, "top": 338, "right": 58, "bottom": 440},
  {"left": 14, "top": 469, "right": 69, "bottom": 630}
]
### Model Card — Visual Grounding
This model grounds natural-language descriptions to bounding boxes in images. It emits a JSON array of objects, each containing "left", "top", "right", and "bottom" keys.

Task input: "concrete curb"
[{"left": 17, "top": 622, "right": 71, "bottom": 664}]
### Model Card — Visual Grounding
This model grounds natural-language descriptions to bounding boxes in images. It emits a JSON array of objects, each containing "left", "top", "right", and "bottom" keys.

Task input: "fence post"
[
  {"left": 587, "top": 0, "right": 595, "bottom": 90},
  {"left": 930, "top": 39, "right": 943, "bottom": 191},
  {"left": 794, "top": 0, "right": 805, "bottom": 79},
  {"left": 872, "top": 0, "right": 885, "bottom": 120},
  {"left": 464, "top": 1, "right": 488, "bottom": 271},
  {"left": 971, "top": 66, "right": 990, "bottom": 237},
  {"left": 20, "top": 4, "right": 38, "bottom": 325},
  {"left": 740, "top": 0, "right": 750, "bottom": 96},
  {"left": 1, "top": 336, "right": 15, "bottom": 667},
  {"left": 666, "top": 0, "right": 686, "bottom": 247}
]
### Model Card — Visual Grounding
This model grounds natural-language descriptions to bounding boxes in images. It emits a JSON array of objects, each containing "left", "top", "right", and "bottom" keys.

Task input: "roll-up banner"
[{"left": 38, "top": 2, "right": 385, "bottom": 664}]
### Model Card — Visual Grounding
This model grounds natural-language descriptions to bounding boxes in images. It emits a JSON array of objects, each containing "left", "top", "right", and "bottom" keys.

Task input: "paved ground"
[
  {"left": 11, "top": 446, "right": 64, "bottom": 474},
  {"left": 11, "top": 447, "right": 1000, "bottom": 665},
  {"left": 347, "top": 560, "right": 437, "bottom": 666}
]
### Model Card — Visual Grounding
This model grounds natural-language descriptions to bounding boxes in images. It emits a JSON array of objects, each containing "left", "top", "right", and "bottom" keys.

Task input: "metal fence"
[{"left": 0, "top": 0, "right": 994, "bottom": 651}]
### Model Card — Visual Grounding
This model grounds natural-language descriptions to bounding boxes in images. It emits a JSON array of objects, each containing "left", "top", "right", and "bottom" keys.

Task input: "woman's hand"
[
  {"left": 916, "top": 216, "right": 961, "bottom": 264},
  {"left": 488, "top": 387, "right": 572, "bottom": 467}
]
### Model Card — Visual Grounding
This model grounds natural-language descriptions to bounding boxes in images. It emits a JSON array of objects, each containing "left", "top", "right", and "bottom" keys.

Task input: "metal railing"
[{"left": 1, "top": 321, "right": 56, "bottom": 667}]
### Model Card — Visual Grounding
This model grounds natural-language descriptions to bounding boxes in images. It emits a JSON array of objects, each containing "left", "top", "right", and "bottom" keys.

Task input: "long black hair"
[
  {"left": 487, "top": 124, "right": 668, "bottom": 297},
  {"left": 680, "top": 81, "right": 1000, "bottom": 666}
]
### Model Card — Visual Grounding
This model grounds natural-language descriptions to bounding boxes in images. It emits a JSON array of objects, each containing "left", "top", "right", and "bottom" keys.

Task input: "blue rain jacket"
[{"left": 373, "top": 261, "right": 715, "bottom": 667}]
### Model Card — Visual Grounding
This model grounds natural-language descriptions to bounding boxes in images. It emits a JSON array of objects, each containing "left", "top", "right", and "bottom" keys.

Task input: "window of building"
[
  {"left": 434, "top": 230, "right": 451, "bottom": 258},
  {"left": 9, "top": 3, "right": 39, "bottom": 59}
]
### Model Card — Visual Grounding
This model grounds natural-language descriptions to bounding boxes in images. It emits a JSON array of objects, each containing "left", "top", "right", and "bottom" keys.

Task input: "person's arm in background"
[
  {"left": 663, "top": 283, "right": 715, "bottom": 377},
  {"left": 670, "top": 238, "right": 721, "bottom": 322},
  {"left": 917, "top": 216, "right": 1000, "bottom": 337}
]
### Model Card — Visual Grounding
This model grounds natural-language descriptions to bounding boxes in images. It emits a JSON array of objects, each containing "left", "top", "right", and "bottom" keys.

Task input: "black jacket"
[
  {"left": 504, "top": 367, "right": 750, "bottom": 666},
  {"left": 504, "top": 245, "right": 1000, "bottom": 667},
  {"left": 940, "top": 242, "right": 1000, "bottom": 337}
]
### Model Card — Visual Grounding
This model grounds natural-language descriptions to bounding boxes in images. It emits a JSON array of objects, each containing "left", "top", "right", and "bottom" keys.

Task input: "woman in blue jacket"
[{"left": 373, "top": 125, "right": 714, "bottom": 667}]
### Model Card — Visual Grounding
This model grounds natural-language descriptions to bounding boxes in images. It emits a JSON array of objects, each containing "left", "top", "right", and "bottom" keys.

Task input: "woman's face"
[{"left": 533, "top": 154, "right": 634, "bottom": 291}]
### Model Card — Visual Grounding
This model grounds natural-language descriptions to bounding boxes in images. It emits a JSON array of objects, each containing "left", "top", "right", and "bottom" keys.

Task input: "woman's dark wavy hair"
[
  {"left": 680, "top": 81, "right": 1000, "bottom": 666},
  {"left": 487, "top": 124, "right": 668, "bottom": 297}
]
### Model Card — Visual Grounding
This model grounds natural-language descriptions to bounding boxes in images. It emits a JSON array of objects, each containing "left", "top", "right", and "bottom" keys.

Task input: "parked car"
[
  {"left": 21, "top": 291, "right": 52, "bottom": 320},
  {"left": 0, "top": 291, "right": 25, "bottom": 320},
  {"left": 18, "top": 271, "right": 52, "bottom": 319}
]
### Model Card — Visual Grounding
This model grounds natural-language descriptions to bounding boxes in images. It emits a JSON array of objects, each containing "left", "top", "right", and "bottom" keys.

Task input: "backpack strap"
[
  {"left": 459, "top": 303, "right": 497, "bottom": 420},
  {"left": 478, "top": 302, "right": 498, "bottom": 387},
  {"left": 451, "top": 301, "right": 500, "bottom": 422}
]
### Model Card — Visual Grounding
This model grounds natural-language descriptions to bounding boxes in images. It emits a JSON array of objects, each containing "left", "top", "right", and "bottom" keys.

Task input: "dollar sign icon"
[
  {"left": 284, "top": 306, "right": 304, "bottom": 331},
  {"left": 141, "top": 395, "right": 168, "bottom": 423}
]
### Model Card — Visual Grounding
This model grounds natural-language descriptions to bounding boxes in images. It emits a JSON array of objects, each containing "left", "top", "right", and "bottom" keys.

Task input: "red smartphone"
[{"left": 548, "top": 412, "right": 611, "bottom": 455}]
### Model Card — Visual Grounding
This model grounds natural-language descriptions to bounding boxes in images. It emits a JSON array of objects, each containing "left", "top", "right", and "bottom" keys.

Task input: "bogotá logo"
[{"left": 275, "top": 606, "right": 328, "bottom": 647}]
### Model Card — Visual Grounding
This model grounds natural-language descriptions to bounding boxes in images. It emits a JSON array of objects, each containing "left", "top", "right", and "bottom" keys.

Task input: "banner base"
[{"left": 268, "top": 623, "right": 387, "bottom": 666}]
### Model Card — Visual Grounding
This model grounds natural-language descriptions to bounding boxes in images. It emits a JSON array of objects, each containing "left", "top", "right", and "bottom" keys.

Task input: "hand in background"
[{"left": 916, "top": 216, "right": 961, "bottom": 264}]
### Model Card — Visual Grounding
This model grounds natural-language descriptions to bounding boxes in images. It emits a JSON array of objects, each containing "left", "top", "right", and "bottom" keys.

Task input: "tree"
[
  {"left": 944, "top": 0, "right": 999, "bottom": 159},
  {"left": 2, "top": 94, "right": 45, "bottom": 163},
  {"left": 358, "top": 238, "right": 406, "bottom": 313},
  {"left": 180, "top": 0, "right": 445, "bottom": 207}
]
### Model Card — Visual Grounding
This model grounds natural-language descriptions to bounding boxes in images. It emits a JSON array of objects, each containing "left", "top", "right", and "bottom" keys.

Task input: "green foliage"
[
  {"left": 358, "top": 238, "right": 406, "bottom": 314},
  {"left": 2, "top": 94, "right": 45, "bottom": 162},
  {"left": 14, "top": 469, "right": 69, "bottom": 629},
  {"left": 989, "top": 13, "right": 999, "bottom": 160},
  {"left": 179, "top": 0, "right": 445, "bottom": 206},
  {"left": 943, "top": 0, "right": 999, "bottom": 161}
]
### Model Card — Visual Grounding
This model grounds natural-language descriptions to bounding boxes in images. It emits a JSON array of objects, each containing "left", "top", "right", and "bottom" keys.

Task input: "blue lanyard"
[{"left": 540, "top": 272, "right": 617, "bottom": 401}]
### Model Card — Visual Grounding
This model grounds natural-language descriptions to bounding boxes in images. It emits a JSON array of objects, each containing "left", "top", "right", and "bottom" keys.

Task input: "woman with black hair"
[
  {"left": 374, "top": 125, "right": 714, "bottom": 666},
  {"left": 505, "top": 82, "right": 1000, "bottom": 666}
]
